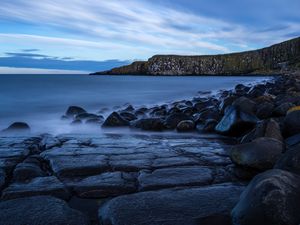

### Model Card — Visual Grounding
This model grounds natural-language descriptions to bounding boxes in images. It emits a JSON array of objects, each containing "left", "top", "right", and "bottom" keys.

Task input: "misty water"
[{"left": 0, "top": 74, "right": 269, "bottom": 134}]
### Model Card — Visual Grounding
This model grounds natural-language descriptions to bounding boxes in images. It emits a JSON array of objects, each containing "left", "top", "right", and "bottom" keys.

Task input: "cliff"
[{"left": 91, "top": 37, "right": 300, "bottom": 76}]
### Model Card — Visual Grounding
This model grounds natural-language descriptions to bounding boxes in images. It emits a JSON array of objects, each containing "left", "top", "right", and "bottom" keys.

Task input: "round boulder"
[
  {"left": 0, "top": 195, "right": 90, "bottom": 225},
  {"left": 232, "top": 169, "right": 300, "bottom": 225},
  {"left": 283, "top": 110, "right": 300, "bottom": 137},
  {"left": 165, "top": 113, "right": 191, "bottom": 129},
  {"left": 66, "top": 106, "right": 87, "bottom": 118},
  {"left": 176, "top": 120, "right": 195, "bottom": 132},
  {"left": 102, "top": 112, "right": 129, "bottom": 127},
  {"left": 2, "top": 122, "right": 30, "bottom": 133},
  {"left": 230, "top": 137, "right": 284, "bottom": 170},
  {"left": 131, "top": 118, "right": 165, "bottom": 131}
]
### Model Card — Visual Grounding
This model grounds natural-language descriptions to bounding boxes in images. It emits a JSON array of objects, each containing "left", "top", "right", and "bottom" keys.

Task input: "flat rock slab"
[
  {"left": 65, "top": 172, "right": 136, "bottom": 198},
  {"left": 138, "top": 166, "right": 213, "bottom": 191},
  {"left": 2, "top": 176, "right": 70, "bottom": 200},
  {"left": 43, "top": 155, "right": 109, "bottom": 178},
  {"left": 0, "top": 195, "right": 89, "bottom": 225},
  {"left": 99, "top": 183, "right": 244, "bottom": 225}
]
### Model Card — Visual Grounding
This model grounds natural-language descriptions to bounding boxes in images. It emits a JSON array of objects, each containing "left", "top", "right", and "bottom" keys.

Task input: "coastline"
[{"left": 0, "top": 71, "right": 300, "bottom": 225}]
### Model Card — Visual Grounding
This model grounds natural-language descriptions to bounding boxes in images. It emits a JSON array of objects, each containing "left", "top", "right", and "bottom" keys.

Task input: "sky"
[{"left": 0, "top": 0, "right": 299, "bottom": 73}]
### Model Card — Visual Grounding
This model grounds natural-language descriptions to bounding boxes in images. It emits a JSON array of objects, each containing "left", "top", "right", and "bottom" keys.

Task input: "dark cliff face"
[{"left": 92, "top": 37, "right": 300, "bottom": 76}]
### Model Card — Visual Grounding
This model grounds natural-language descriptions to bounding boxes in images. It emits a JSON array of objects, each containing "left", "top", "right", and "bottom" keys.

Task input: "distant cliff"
[{"left": 91, "top": 37, "right": 300, "bottom": 76}]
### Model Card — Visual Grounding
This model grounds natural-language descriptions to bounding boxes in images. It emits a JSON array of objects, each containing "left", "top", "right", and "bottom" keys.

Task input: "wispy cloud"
[{"left": 0, "top": 0, "right": 299, "bottom": 61}]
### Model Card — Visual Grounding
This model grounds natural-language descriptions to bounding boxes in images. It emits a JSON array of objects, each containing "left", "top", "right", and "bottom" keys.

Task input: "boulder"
[
  {"left": 215, "top": 106, "right": 258, "bottom": 136},
  {"left": 255, "top": 102, "right": 274, "bottom": 119},
  {"left": 75, "top": 113, "right": 101, "bottom": 121},
  {"left": 131, "top": 118, "right": 165, "bottom": 131},
  {"left": 71, "top": 119, "right": 82, "bottom": 125},
  {"left": 0, "top": 169, "right": 5, "bottom": 190},
  {"left": 99, "top": 183, "right": 244, "bottom": 225},
  {"left": 232, "top": 97, "right": 256, "bottom": 115},
  {"left": 283, "top": 110, "right": 300, "bottom": 137},
  {"left": 219, "top": 96, "right": 237, "bottom": 114},
  {"left": 202, "top": 119, "right": 218, "bottom": 132},
  {"left": 232, "top": 169, "right": 300, "bottom": 225},
  {"left": 2, "top": 122, "right": 30, "bottom": 133},
  {"left": 0, "top": 196, "right": 90, "bottom": 225},
  {"left": 273, "top": 102, "right": 295, "bottom": 116},
  {"left": 176, "top": 120, "right": 195, "bottom": 132},
  {"left": 231, "top": 137, "right": 284, "bottom": 170},
  {"left": 102, "top": 112, "right": 129, "bottom": 127},
  {"left": 241, "top": 119, "right": 283, "bottom": 143},
  {"left": 119, "top": 112, "right": 137, "bottom": 122},
  {"left": 165, "top": 113, "right": 191, "bottom": 129},
  {"left": 275, "top": 143, "right": 300, "bottom": 175},
  {"left": 65, "top": 106, "right": 86, "bottom": 118}
]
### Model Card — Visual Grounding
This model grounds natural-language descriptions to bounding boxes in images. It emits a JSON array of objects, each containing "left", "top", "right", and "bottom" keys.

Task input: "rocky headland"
[{"left": 92, "top": 37, "right": 300, "bottom": 76}]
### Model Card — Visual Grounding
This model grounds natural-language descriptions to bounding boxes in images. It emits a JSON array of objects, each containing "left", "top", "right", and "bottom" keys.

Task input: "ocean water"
[{"left": 0, "top": 74, "right": 269, "bottom": 134}]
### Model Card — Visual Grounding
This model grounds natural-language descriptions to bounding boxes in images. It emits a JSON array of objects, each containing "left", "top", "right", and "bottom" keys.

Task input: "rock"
[
  {"left": 131, "top": 118, "right": 165, "bottom": 131},
  {"left": 102, "top": 112, "right": 129, "bottom": 127},
  {"left": 232, "top": 97, "right": 256, "bottom": 114},
  {"left": 2, "top": 122, "right": 30, "bottom": 133},
  {"left": 65, "top": 172, "right": 136, "bottom": 198},
  {"left": 202, "top": 119, "right": 218, "bottom": 132},
  {"left": 71, "top": 119, "right": 82, "bottom": 125},
  {"left": 176, "top": 120, "right": 195, "bottom": 132},
  {"left": 196, "top": 107, "right": 221, "bottom": 122},
  {"left": 275, "top": 143, "right": 300, "bottom": 175},
  {"left": 165, "top": 113, "right": 191, "bottom": 129},
  {"left": 75, "top": 113, "right": 101, "bottom": 121},
  {"left": 138, "top": 166, "right": 213, "bottom": 191},
  {"left": 2, "top": 176, "right": 70, "bottom": 200},
  {"left": 247, "top": 84, "right": 265, "bottom": 98},
  {"left": 283, "top": 110, "right": 300, "bottom": 137},
  {"left": 215, "top": 106, "right": 258, "bottom": 136},
  {"left": 85, "top": 118, "right": 102, "bottom": 125},
  {"left": 99, "top": 183, "right": 244, "bottom": 225},
  {"left": 255, "top": 102, "right": 274, "bottom": 119},
  {"left": 0, "top": 169, "right": 5, "bottom": 190},
  {"left": 241, "top": 119, "right": 283, "bottom": 143},
  {"left": 219, "top": 96, "right": 237, "bottom": 114},
  {"left": 230, "top": 137, "right": 284, "bottom": 170},
  {"left": 119, "top": 112, "right": 137, "bottom": 122},
  {"left": 66, "top": 106, "right": 87, "bottom": 118},
  {"left": 285, "top": 133, "right": 300, "bottom": 147},
  {"left": 232, "top": 169, "right": 300, "bottom": 225},
  {"left": 0, "top": 196, "right": 89, "bottom": 225},
  {"left": 273, "top": 102, "right": 295, "bottom": 116}
]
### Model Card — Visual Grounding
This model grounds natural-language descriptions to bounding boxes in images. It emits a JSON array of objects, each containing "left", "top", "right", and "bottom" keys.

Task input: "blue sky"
[{"left": 0, "top": 0, "right": 299, "bottom": 73}]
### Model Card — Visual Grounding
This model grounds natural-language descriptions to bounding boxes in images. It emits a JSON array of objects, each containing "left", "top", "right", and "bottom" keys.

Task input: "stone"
[
  {"left": 102, "top": 112, "right": 129, "bottom": 127},
  {"left": 275, "top": 143, "right": 300, "bottom": 175},
  {"left": 230, "top": 137, "right": 284, "bottom": 170},
  {"left": 0, "top": 169, "right": 5, "bottom": 190},
  {"left": 219, "top": 96, "right": 237, "bottom": 113},
  {"left": 255, "top": 102, "right": 274, "bottom": 119},
  {"left": 240, "top": 119, "right": 283, "bottom": 143},
  {"left": 273, "top": 102, "right": 295, "bottom": 116},
  {"left": 99, "top": 183, "right": 244, "bottom": 225},
  {"left": 119, "top": 112, "right": 137, "bottom": 121},
  {"left": 131, "top": 118, "right": 165, "bottom": 131},
  {"left": 202, "top": 119, "right": 218, "bottom": 132},
  {"left": 43, "top": 155, "right": 109, "bottom": 178},
  {"left": 197, "top": 107, "right": 221, "bottom": 122},
  {"left": 283, "top": 110, "right": 300, "bottom": 137},
  {"left": 176, "top": 120, "right": 195, "bottom": 132},
  {"left": 232, "top": 97, "right": 256, "bottom": 114},
  {"left": 138, "top": 166, "right": 213, "bottom": 191},
  {"left": 13, "top": 161, "right": 46, "bottom": 182},
  {"left": 2, "top": 122, "right": 30, "bottom": 133},
  {"left": 71, "top": 119, "right": 82, "bottom": 125},
  {"left": 0, "top": 196, "right": 89, "bottom": 225},
  {"left": 215, "top": 106, "right": 258, "bottom": 136},
  {"left": 165, "top": 113, "right": 191, "bottom": 129},
  {"left": 232, "top": 169, "right": 300, "bottom": 225},
  {"left": 66, "top": 106, "right": 87, "bottom": 118},
  {"left": 65, "top": 172, "right": 136, "bottom": 198},
  {"left": 2, "top": 176, "right": 70, "bottom": 200}
]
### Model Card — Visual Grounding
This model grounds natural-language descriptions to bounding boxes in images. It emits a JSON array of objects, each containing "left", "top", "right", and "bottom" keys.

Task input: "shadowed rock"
[{"left": 2, "top": 122, "right": 30, "bottom": 133}]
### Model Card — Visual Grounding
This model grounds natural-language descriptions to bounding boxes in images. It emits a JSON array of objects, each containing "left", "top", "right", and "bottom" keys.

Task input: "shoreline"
[{"left": 0, "top": 71, "right": 300, "bottom": 225}]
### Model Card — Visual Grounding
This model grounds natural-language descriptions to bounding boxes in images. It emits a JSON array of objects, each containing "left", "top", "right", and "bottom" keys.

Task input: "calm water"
[{"left": 0, "top": 74, "right": 269, "bottom": 134}]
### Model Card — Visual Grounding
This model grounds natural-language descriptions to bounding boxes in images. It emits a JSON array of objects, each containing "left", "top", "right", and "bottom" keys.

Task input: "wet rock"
[
  {"left": 165, "top": 113, "right": 191, "bottom": 129},
  {"left": 275, "top": 143, "right": 300, "bottom": 175},
  {"left": 232, "top": 169, "right": 300, "bottom": 225},
  {"left": 247, "top": 84, "right": 265, "bottom": 98},
  {"left": 85, "top": 118, "right": 102, "bottom": 125},
  {"left": 0, "top": 196, "right": 90, "bottom": 225},
  {"left": 119, "top": 112, "right": 137, "bottom": 122},
  {"left": 138, "top": 166, "right": 213, "bottom": 191},
  {"left": 230, "top": 137, "right": 284, "bottom": 170},
  {"left": 283, "top": 110, "right": 300, "bottom": 137},
  {"left": 255, "top": 102, "right": 274, "bottom": 119},
  {"left": 66, "top": 106, "right": 87, "bottom": 118},
  {"left": 99, "top": 183, "right": 244, "bottom": 225},
  {"left": 2, "top": 176, "right": 70, "bottom": 200},
  {"left": 75, "top": 113, "right": 101, "bottom": 121},
  {"left": 102, "top": 112, "right": 129, "bottom": 127},
  {"left": 215, "top": 106, "right": 258, "bottom": 136},
  {"left": 273, "top": 102, "right": 295, "bottom": 116},
  {"left": 0, "top": 169, "right": 5, "bottom": 190},
  {"left": 197, "top": 107, "right": 221, "bottom": 122},
  {"left": 232, "top": 97, "right": 256, "bottom": 114},
  {"left": 202, "top": 119, "right": 218, "bottom": 132},
  {"left": 194, "top": 100, "right": 213, "bottom": 112},
  {"left": 2, "top": 122, "right": 30, "bottom": 133},
  {"left": 219, "top": 96, "right": 237, "bottom": 114},
  {"left": 71, "top": 119, "right": 82, "bottom": 125},
  {"left": 176, "top": 120, "right": 195, "bottom": 132},
  {"left": 241, "top": 119, "right": 283, "bottom": 143},
  {"left": 65, "top": 172, "right": 136, "bottom": 198},
  {"left": 131, "top": 118, "right": 165, "bottom": 131}
]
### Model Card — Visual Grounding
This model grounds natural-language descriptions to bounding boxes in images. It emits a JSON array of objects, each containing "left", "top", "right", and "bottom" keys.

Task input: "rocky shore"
[{"left": 1, "top": 71, "right": 300, "bottom": 224}]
